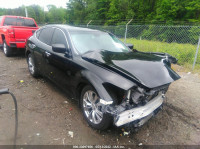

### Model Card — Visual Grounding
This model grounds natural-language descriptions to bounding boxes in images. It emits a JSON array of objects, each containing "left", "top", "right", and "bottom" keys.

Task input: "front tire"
[
  {"left": 3, "top": 40, "right": 12, "bottom": 57},
  {"left": 27, "top": 53, "right": 39, "bottom": 77},
  {"left": 80, "top": 85, "right": 112, "bottom": 130}
]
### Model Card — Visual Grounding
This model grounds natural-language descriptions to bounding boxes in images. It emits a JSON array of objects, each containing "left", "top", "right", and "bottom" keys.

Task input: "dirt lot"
[{"left": 0, "top": 50, "right": 200, "bottom": 145}]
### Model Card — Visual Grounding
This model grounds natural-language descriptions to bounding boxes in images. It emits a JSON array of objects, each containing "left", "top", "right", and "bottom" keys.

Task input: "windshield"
[{"left": 70, "top": 31, "right": 130, "bottom": 54}]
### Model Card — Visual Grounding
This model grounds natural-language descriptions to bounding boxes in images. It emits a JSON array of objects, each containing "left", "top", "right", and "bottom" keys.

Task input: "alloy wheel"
[
  {"left": 3, "top": 42, "right": 7, "bottom": 54},
  {"left": 83, "top": 90, "right": 103, "bottom": 124}
]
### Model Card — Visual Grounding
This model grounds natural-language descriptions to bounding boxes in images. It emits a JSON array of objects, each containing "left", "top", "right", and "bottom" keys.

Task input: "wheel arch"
[
  {"left": 25, "top": 50, "right": 31, "bottom": 57},
  {"left": 76, "top": 81, "right": 89, "bottom": 107},
  {"left": 77, "top": 70, "right": 114, "bottom": 103},
  {"left": 1, "top": 34, "right": 5, "bottom": 43}
]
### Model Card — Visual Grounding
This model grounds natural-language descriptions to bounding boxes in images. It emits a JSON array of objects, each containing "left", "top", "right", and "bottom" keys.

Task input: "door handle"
[{"left": 45, "top": 51, "right": 51, "bottom": 57}]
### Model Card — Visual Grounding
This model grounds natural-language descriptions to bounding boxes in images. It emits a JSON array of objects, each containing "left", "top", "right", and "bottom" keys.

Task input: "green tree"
[
  {"left": 27, "top": 6, "right": 36, "bottom": 20},
  {"left": 31, "top": 5, "right": 45, "bottom": 23},
  {"left": 46, "top": 5, "right": 66, "bottom": 23},
  {"left": 66, "top": 0, "right": 87, "bottom": 24}
]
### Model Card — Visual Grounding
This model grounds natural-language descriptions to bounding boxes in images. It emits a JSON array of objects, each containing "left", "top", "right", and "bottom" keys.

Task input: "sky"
[{"left": 0, "top": 0, "right": 69, "bottom": 11}]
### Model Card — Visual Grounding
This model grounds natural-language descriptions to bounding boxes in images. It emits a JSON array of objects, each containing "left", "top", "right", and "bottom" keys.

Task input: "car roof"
[{"left": 44, "top": 24, "right": 103, "bottom": 32}]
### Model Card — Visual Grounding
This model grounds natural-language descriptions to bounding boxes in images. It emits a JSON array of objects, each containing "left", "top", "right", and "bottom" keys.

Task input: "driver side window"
[
  {"left": 38, "top": 27, "right": 54, "bottom": 45},
  {"left": 51, "top": 28, "right": 68, "bottom": 48}
]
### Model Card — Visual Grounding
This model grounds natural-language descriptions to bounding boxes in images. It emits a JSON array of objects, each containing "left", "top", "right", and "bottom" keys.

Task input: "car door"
[
  {"left": 43, "top": 28, "right": 73, "bottom": 94},
  {"left": 33, "top": 27, "right": 55, "bottom": 75}
]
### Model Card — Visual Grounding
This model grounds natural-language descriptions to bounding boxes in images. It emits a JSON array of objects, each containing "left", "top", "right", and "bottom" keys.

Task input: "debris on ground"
[
  {"left": 68, "top": 131, "right": 73, "bottom": 138},
  {"left": 123, "top": 131, "right": 130, "bottom": 136},
  {"left": 138, "top": 143, "right": 143, "bottom": 146},
  {"left": 63, "top": 101, "right": 68, "bottom": 104},
  {"left": 36, "top": 133, "right": 40, "bottom": 136},
  {"left": 20, "top": 80, "right": 24, "bottom": 83},
  {"left": 62, "top": 138, "right": 65, "bottom": 145}
]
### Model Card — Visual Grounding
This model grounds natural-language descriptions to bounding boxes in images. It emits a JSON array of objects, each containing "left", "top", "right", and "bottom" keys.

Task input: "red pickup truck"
[{"left": 0, "top": 15, "right": 38, "bottom": 56}]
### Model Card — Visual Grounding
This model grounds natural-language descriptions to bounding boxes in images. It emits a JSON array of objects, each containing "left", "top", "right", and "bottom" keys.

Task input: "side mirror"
[
  {"left": 126, "top": 43, "right": 134, "bottom": 50},
  {"left": 52, "top": 44, "right": 66, "bottom": 53}
]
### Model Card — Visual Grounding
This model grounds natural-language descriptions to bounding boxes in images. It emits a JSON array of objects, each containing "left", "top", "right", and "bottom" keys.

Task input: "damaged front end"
[
  {"left": 81, "top": 49, "right": 180, "bottom": 128},
  {"left": 101, "top": 84, "right": 169, "bottom": 127}
]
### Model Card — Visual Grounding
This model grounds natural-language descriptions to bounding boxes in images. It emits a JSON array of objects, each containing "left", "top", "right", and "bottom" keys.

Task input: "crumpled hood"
[{"left": 82, "top": 50, "right": 180, "bottom": 88}]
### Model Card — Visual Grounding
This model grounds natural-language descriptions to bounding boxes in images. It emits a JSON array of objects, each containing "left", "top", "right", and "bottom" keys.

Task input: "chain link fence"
[
  {"left": 79, "top": 24, "right": 200, "bottom": 70},
  {"left": 39, "top": 23, "right": 200, "bottom": 70}
]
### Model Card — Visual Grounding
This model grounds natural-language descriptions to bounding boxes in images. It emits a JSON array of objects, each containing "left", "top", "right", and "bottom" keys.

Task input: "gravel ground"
[{"left": 0, "top": 50, "right": 200, "bottom": 145}]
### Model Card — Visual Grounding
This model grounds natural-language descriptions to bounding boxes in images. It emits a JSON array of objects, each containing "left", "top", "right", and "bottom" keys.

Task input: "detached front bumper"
[{"left": 114, "top": 93, "right": 164, "bottom": 127}]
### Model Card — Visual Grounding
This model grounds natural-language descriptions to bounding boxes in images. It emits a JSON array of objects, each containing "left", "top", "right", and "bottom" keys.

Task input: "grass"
[{"left": 124, "top": 38, "right": 200, "bottom": 72}]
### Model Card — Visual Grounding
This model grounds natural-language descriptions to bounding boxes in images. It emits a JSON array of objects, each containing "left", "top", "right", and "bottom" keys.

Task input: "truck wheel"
[
  {"left": 3, "top": 40, "right": 12, "bottom": 57},
  {"left": 27, "top": 53, "right": 39, "bottom": 77},
  {"left": 80, "top": 85, "right": 113, "bottom": 130}
]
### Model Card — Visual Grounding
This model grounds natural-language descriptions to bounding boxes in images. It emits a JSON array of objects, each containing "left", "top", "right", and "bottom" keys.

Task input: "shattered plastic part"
[
  {"left": 114, "top": 92, "right": 164, "bottom": 127},
  {"left": 101, "top": 85, "right": 168, "bottom": 127},
  {"left": 99, "top": 99, "right": 113, "bottom": 105}
]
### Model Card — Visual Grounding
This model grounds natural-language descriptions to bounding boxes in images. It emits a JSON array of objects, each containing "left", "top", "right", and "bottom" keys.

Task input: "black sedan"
[{"left": 26, "top": 25, "right": 180, "bottom": 130}]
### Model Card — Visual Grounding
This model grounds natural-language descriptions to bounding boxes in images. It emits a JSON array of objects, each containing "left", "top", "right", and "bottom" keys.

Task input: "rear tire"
[
  {"left": 27, "top": 53, "right": 39, "bottom": 77},
  {"left": 3, "top": 40, "right": 12, "bottom": 57},
  {"left": 80, "top": 85, "right": 113, "bottom": 130}
]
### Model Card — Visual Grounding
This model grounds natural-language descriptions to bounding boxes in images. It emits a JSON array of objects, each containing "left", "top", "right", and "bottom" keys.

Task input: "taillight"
[{"left": 8, "top": 28, "right": 15, "bottom": 38}]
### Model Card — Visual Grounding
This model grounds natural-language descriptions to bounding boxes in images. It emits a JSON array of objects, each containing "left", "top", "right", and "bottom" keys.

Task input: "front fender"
[{"left": 81, "top": 70, "right": 113, "bottom": 102}]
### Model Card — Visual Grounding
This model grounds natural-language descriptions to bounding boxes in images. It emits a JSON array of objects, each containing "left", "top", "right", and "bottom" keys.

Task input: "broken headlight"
[
  {"left": 129, "top": 87, "right": 146, "bottom": 106},
  {"left": 128, "top": 85, "right": 168, "bottom": 106}
]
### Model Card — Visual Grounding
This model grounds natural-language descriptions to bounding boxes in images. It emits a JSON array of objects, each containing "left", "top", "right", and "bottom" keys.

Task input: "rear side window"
[
  {"left": 38, "top": 27, "right": 54, "bottom": 45},
  {"left": 3, "top": 17, "right": 36, "bottom": 27},
  {"left": 0, "top": 17, "right": 2, "bottom": 24},
  {"left": 4, "top": 18, "right": 18, "bottom": 26},
  {"left": 24, "top": 19, "right": 36, "bottom": 27},
  {"left": 51, "top": 29, "right": 67, "bottom": 47}
]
